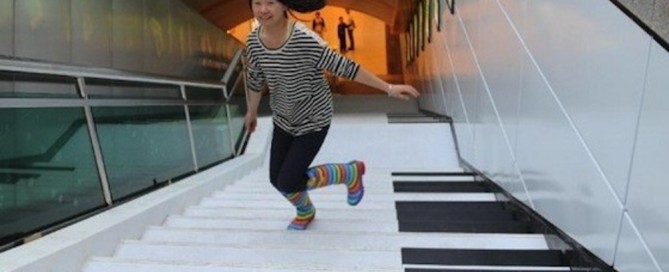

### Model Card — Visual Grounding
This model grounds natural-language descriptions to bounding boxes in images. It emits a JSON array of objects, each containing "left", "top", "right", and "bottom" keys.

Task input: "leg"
[
  {"left": 269, "top": 125, "right": 293, "bottom": 191},
  {"left": 306, "top": 161, "right": 366, "bottom": 205},
  {"left": 347, "top": 30, "right": 355, "bottom": 50},
  {"left": 273, "top": 127, "right": 329, "bottom": 230},
  {"left": 339, "top": 37, "right": 347, "bottom": 53}
]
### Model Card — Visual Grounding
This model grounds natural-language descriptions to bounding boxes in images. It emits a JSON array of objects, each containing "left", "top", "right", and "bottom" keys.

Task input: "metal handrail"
[
  {"left": 0, "top": 57, "right": 227, "bottom": 92},
  {"left": 220, "top": 49, "right": 245, "bottom": 100},
  {"left": 0, "top": 48, "right": 249, "bottom": 206}
]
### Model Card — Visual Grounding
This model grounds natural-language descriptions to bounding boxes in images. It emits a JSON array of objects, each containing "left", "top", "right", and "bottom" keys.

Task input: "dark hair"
[
  {"left": 280, "top": 0, "right": 326, "bottom": 13},
  {"left": 249, "top": 0, "right": 326, "bottom": 13}
]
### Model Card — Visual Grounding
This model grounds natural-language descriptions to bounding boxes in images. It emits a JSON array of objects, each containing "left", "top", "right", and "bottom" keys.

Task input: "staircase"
[
  {"left": 79, "top": 115, "right": 584, "bottom": 271},
  {"left": 82, "top": 171, "right": 574, "bottom": 271}
]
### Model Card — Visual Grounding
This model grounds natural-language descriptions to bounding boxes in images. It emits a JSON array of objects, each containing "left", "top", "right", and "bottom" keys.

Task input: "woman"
[
  {"left": 245, "top": 0, "right": 420, "bottom": 231},
  {"left": 312, "top": 11, "right": 326, "bottom": 37}
]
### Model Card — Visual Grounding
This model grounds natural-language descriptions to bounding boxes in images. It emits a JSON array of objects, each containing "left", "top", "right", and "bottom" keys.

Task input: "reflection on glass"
[
  {"left": 227, "top": 96, "right": 247, "bottom": 154},
  {"left": 0, "top": 107, "right": 104, "bottom": 245},
  {"left": 434, "top": 0, "right": 441, "bottom": 31},
  {"left": 189, "top": 105, "right": 235, "bottom": 168},
  {"left": 413, "top": 13, "right": 419, "bottom": 58},
  {"left": 418, "top": 1, "right": 424, "bottom": 50},
  {"left": 92, "top": 106, "right": 193, "bottom": 201},
  {"left": 425, "top": 0, "right": 432, "bottom": 43}
]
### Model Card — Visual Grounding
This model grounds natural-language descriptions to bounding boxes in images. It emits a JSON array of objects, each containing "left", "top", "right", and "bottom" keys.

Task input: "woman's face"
[{"left": 251, "top": 0, "right": 287, "bottom": 27}]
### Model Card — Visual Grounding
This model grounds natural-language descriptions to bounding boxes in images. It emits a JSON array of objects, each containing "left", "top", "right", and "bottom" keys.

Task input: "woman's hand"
[
  {"left": 245, "top": 112, "right": 258, "bottom": 134},
  {"left": 388, "top": 84, "right": 420, "bottom": 100}
]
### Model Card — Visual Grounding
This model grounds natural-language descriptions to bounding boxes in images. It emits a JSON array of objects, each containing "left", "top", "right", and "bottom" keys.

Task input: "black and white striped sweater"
[{"left": 246, "top": 22, "right": 360, "bottom": 136}]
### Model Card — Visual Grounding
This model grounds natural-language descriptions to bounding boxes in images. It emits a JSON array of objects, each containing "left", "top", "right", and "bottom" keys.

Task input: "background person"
[
  {"left": 345, "top": 8, "right": 355, "bottom": 50},
  {"left": 337, "top": 16, "right": 348, "bottom": 53},
  {"left": 312, "top": 11, "right": 326, "bottom": 37}
]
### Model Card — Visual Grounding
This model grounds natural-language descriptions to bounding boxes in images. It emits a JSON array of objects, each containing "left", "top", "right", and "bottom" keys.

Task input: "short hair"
[{"left": 249, "top": 0, "right": 327, "bottom": 13}]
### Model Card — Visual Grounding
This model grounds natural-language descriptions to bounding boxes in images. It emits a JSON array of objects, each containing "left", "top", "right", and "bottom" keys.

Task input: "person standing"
[
  {"left": 337, "top": 16, "right": 348, "bottom": 53},
  {"left": 345, "top": 8, "right": 355, "bottom": 50},
  {"left": 312, "top": 11, "right": 326, "bottom": 37},
  {"left": 245, "top": 0, "right": 420, "bottom": 231}
]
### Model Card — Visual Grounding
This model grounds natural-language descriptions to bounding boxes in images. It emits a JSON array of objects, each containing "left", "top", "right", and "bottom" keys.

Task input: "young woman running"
[{"left": 245, "top": 0, "right": 420, "bottom": 230}]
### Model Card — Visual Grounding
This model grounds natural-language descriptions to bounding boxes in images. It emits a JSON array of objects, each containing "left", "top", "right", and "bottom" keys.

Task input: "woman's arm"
[
  {"left": 353, "top": 67, "right": 420, "bottom": 100},
  {"left": 244, "top": 88, "right": 263, "bottom": 134}
]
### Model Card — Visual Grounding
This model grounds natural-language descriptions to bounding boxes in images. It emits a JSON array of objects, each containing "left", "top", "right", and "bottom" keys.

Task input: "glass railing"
[{"left": 0, "top": 49, "right": 247, "bottom": 249}]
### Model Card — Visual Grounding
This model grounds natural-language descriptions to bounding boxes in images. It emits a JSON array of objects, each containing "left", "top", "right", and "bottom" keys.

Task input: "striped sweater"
[{"left": 245, "top": 22, "right": 360, "bottom": 136}]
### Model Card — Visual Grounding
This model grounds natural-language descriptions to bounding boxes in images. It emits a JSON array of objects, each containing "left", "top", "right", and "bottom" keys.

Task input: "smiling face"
[{"left": 251, "top": 0, "right": 287, "bottom": 27}]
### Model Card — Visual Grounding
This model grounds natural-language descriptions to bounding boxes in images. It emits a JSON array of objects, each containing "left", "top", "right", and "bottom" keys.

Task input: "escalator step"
[
  {"left": 402, "top": 248, "right": 567, "bottom": 267},
  {"left": 394, "top": 181, "right": 493, "bottom": 193}
]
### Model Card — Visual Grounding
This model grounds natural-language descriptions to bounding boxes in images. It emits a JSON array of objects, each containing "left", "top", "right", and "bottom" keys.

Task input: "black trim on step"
[
  {"left": 392, "top": 172, "right": 476, "bottom": 176},
  {"left": 394, "top": 181, "right": 494, "bottom": 193},
  {"left": 405, "top": 268, "right": 571, "bottom": 272},
  {"left": 402, "top": 248, "right": 569, "bottom": 267}
]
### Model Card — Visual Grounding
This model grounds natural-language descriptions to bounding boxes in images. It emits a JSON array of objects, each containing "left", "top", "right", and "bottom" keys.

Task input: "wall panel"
[
  {"left": 408, "top": 0, "right": 668, "bottom": 270},
  {"left": 15, "top": 0, "right": 71, "bottom": 63},
  {"left": 72, "top": 0, "right": 113, "bottom": 67},
  {"left": 0, "top": 0, "right": 13, "bottom": 56},
  {"left": 614, "top": 215, "right": 662, "bottom": 272},
  {"left": 626, "top": 41, "right": 669, "bottom": 271},
  {"left": 112, "top": 0, "right": 144, "bottom": 71}
]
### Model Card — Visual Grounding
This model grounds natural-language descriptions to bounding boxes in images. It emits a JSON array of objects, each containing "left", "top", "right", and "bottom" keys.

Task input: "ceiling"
[{"left": 181, "top": 0, "right": 416, "bottom": 33}]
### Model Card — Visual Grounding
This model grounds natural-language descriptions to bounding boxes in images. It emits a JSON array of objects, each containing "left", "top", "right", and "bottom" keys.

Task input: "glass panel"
[
  {"left": 86, "top": 78, "right": 181, "bottom": 99},
  {"left": 227, "top": 97, "right": 247, "bottom": 154},
  {"left": 92, "top": 106, "right": 193, "bottom": 201},
  {"left": 0, "top": 107, "right": 104, "bottom": 245},
  {"left": 185, "top": 86, "right": 225, "bottom": 101},
  {"left": 224, "top": 62, "right": 243, "bottom": 96},
  {"left": 0, "top": 71, "right": 79, "bottom": 98},
  {"left": 189, "top": 105, "right": 234, "bottom": 168}
]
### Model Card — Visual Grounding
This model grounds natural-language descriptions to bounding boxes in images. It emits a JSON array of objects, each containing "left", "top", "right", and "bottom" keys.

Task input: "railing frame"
[{"left": 0, "top": 48, "right": 247, "bottom": 246}]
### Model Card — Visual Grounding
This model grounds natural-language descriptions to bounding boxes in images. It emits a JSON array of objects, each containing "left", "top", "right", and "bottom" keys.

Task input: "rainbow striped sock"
[
  {"left": 306, "top": 161, "right": 365, "bottom": 206},
  {"left": 281, "top": 191, "right": 316, "bottom": 230}
]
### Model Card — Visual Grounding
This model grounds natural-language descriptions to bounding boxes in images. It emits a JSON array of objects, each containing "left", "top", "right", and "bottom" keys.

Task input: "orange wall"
[{"left": 229, "top": 6, "right": 388, "bottom": 75}]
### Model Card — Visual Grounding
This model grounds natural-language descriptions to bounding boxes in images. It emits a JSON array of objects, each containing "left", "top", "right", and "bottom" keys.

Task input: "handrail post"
[
  {"left": 221, "top": 49, "right": 245, "bottom": 101},
  {"left": 78, "top": 77, "right": 113, "bottom": 205},
  {"left": 182, "top": 85, "right": 199, "bottom": 172}
]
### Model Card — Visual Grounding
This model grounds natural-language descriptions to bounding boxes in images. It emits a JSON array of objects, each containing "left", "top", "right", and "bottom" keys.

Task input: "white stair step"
[
  {"left": 163, "top": 215, "right": 399, "bottom": 232},
  {"left": 225, "top": 180, "right": 394, "bottom": 192},
  {"left": 112, "top": 242, "right": 402, "bottom": 270},
  {"left": 197, "top": 197, "right": 394, "bottom": 210},
  {"left": 238, "top": 176, "right": 394, "bottom": 184},
  {"left": 183, "top": 206, "right": 396, "bottom": 221},
  {"left": 210, "top": 191, "right": 497, "bottom": 202},
  {"left": 85, "top": 257, "right": 398, "bottom": 272},
  {"left": 141, "top": 227, "right": 550, "bottom": 251},
  {"left": 197, "top": 195, "right": 494, "bottom": 210},
  {"left": 221, "top": 185, "right": 394, "bottom": 195}
]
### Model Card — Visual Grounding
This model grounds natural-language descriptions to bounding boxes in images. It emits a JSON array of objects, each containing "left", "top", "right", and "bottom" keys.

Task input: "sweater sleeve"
[
  {"left": 245, "top": 50, "right": 266, "bottom": 92},
  {"left": 315, "top": 46, "right": 360, "bottom": 80}
]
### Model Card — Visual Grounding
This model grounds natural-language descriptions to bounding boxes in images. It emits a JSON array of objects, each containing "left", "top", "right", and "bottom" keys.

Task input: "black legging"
[{"left": 269, "top": 125, "right": 329, "bottom": 193}]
